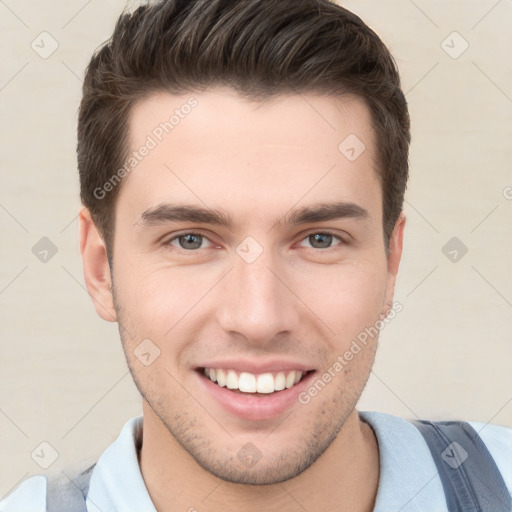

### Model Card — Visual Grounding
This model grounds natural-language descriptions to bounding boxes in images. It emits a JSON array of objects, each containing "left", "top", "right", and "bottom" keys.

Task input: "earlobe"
[
  {"left": 79, "top": 208, "right": 117, "bottom": 322},
  {"left": 382, "top": 214, "right": 406, "bottom": 314}
]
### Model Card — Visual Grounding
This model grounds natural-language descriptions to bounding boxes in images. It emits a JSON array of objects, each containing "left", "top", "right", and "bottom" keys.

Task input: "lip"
[
  {"left": 195, "top": 367, "right": 317, "bottom": 422},
  {"left": 196, "top": 358, "right": 315, "bottom": 375}
]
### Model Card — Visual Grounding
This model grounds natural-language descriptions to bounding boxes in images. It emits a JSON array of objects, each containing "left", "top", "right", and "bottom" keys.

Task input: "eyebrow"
[
  {"left": 281, "top": 202, "right": 368, "bottom": 226},
  {"left": 138, "top": 201, "right": 369, "bottom": 229}
]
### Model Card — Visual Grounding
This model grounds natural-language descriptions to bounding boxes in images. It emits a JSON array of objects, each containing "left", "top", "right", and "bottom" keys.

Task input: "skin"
[{"left": 80, "top": 87, "right": 405, "bottom": 512}]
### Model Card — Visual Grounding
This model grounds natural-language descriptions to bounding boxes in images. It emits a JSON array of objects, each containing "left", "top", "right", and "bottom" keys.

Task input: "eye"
[
  {"left": 166, "top": 233, "right": 213, "bottom": 250},
  {"left": 298, "top": 232, "right": 344, "bottom": 249}
]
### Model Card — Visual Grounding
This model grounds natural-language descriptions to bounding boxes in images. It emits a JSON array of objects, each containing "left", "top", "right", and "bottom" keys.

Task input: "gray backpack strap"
[
  {"left": 46, "top": 464, "right": 95, "bottom": 512},
  {"left": 412, "top": 420, "right": 512, "bottom": 512}
]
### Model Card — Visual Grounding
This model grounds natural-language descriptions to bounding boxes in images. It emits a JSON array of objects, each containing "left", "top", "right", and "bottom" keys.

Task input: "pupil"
[
  {"left": 181, "top": 234, "right": 201, "bottom": 249},
  {"left": 311, "top": 233, "right": 332, "bottom": 248}
]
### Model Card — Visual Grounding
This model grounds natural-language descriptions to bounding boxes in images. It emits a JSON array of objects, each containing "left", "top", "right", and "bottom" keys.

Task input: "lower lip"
[{"left": 196, "top": 370, "right": 316, "bottom": 421}]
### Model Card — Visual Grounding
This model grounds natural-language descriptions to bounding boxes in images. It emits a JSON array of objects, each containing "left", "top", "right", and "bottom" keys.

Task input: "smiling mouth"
[{"left": 199, "top": 367, "right": 314, "bottom": 395}]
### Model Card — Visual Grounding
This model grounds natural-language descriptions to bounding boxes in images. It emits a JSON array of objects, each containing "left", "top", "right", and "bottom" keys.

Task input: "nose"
[{"left": 215, "top": 248, "right": 300, "bottom": 347}]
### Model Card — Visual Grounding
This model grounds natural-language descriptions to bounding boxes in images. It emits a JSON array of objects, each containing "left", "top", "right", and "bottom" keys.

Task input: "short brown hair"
[{"left": 78, "top": 0, "right": 410, "bottom": 258}]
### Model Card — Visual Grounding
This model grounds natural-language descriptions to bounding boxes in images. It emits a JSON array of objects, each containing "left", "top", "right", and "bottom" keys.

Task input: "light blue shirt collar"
[
  {"left": 86, "top": 411, "right": 448, "bottom": 512},
  {"left": 86, "top": 417, "right": 156, "bottom": 512},
  {"left": 359, "top": 411, "right": 447, "bottom": 511}
]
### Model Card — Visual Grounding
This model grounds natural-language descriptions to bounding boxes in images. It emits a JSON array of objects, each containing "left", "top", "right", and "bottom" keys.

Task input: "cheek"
[
  {"left": 293, "top": 259, "right": 388, "bottom": 340},
  {"left": 114, "top": 245, "right": 388, "bottom": 351},
  {"left": 113, "top": 258, "right": 216, "bottom": 342}
]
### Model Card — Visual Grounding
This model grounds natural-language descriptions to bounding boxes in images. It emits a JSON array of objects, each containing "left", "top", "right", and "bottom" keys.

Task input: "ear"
[
  {"left": 382, "top": 214, "right": 406, "bottom": 315},
  {"left": 79, "top": 208, "right": 117, "bottom": 322}
]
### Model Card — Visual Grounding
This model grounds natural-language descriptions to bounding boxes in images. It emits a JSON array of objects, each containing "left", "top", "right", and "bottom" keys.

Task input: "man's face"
[{"left": 90, "top": 88, "right": 403, "bottom": 484}]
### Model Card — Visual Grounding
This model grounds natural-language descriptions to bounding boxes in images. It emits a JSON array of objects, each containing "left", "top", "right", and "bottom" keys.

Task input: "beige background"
[{"left": 1, "top": 0, "right": 511, "bottom": 498}]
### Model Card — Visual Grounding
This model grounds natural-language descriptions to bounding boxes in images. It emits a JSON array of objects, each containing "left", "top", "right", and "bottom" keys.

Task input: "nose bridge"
[{"left": 216, "top": 246, "right": 298, "bottom": 343}]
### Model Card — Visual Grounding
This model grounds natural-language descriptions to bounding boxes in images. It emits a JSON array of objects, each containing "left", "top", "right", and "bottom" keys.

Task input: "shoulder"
[
  {"left": 0, "top": 463, "right": 94, "bottom": 512},
  {"left": 468, "top": 421, "right": 512, "bottom": 495},
  {"left": 359, "top": 411, "right": 512, "bottom": 510},
  {"left": 0, "top": 475, "right": 47, "bottom": 512}
]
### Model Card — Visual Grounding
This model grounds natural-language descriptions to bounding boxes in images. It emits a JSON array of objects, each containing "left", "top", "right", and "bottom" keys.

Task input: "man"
[{"left": 1, "top": 0, "right": 510, "bottom": 511}]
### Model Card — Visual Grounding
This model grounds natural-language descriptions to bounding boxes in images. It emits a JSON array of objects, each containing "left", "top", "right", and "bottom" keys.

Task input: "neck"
[{"left": 139, "top": 405, "right": 379, "bottom": 512}]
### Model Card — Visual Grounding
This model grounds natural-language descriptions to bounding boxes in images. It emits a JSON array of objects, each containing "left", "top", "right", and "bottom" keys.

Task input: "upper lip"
[{"left": 196, "top": 359, "right": 315, "bottom": 374}]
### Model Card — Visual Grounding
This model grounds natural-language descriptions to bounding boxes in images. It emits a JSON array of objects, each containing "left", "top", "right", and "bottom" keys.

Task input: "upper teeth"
[{"left": 203, "top": 368, "right": 304, "bottom": 394}]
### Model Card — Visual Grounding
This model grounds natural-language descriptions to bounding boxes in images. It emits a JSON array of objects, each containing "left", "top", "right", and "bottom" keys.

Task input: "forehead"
[
  {"left": 120, "top": 87, "right": 381, "bottom": 225},
  {"left": 128, "top": 87, "right": 376, "bottom": 154}
]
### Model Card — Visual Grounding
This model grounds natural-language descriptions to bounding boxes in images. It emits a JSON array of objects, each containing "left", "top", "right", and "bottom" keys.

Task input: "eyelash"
[
  {"left": 164, "top": 230, "right": 346, "bottom": 251},
  {"left": 298, "top": 231, "right": 346, "bottom": 249}
]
